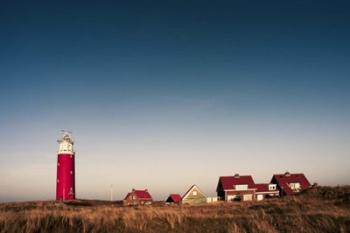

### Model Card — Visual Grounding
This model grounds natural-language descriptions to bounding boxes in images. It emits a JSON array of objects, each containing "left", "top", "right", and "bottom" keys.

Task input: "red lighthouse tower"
[{"left": 56, "top": 131, "right": 76, "bottom": 200}]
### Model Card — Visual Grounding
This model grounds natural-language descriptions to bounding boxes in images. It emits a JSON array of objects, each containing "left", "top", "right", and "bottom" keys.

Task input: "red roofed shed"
[{"left": 166, "top": 194, "right": 182, "bottom": 204}]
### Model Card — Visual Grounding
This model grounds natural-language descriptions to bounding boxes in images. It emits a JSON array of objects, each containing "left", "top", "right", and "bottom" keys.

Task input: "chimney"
[{"left": 234, "top": 173, "right": 240, "bottom": 178}]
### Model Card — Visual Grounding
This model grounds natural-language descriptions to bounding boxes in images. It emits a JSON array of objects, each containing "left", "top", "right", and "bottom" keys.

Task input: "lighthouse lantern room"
[{"left": 56, "top": 131, "right": 76, "bottom": 200}]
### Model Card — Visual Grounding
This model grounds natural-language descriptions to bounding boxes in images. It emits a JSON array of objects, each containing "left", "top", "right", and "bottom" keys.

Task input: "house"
[
  {"left": 182, "top": 185, "right": 207, "bottom": 205},
  {"left": 271, "top": 172, "right": 311, "bottom": 196},
  {"left": 123, "top": 189, "right": 153, "bottom": 205},
  {"left": 255, "top": 183, "right": 279, "bottom": 201},
  {"left": 216, "top": 174, "right": 257, "bottom": 201},
  {"left": 166, "top": 194, "right": 182, "bottom": 204}
]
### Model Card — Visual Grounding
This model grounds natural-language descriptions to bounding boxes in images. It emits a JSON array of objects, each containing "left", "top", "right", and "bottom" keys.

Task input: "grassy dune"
[{"left": 0, "top": 186, "right": 349, "bottom": 233}]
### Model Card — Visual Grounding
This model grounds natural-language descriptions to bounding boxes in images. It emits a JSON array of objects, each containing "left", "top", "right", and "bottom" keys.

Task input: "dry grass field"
[{"left": 0, "top": 186, "right": 349, "bottom": 233}]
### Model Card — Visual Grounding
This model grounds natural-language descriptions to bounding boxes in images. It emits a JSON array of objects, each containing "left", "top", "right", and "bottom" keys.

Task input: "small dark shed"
[{"left": 166, "top": 194, "right": 182, "bottom": 204}]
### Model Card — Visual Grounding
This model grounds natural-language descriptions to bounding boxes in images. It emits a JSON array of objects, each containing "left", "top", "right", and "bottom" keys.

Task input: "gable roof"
[
  {"left": 166, "top": 194, "right": 182, "bottom": 203},
  {"left": 124, "top": 189, "right": 152, "bottom": 200},
  {"left": 182, "top": 184, "right": 206, "bottom": 200},
  {"left": 271, "top": 172, "right": 311, "bottom": 195},
  {"left": 218, "top": 175, "right": 256, "bottom": 191}
]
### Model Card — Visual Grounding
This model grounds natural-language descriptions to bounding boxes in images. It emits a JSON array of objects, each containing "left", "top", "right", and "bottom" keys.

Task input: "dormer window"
[
  {"left": 289, "top": 182, "right": 301, "bottom": 192},
  {"left": 235, "top": 184, "right": 248, "bottom": 190}
]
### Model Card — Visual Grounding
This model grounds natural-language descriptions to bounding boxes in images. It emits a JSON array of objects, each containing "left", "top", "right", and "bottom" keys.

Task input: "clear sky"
[{"left": 0, "top": 0, "right": 349, "bottom": 202}]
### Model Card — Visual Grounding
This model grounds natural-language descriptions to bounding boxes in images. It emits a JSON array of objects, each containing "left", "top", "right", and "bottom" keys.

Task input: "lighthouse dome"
[{"left": 57, "top": 131, "right": 74, "bottom": 154}]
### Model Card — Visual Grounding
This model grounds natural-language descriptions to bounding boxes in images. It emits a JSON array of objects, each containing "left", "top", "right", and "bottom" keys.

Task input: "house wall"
[
  {"left": 124, "top": 199, "right": 152, "bottom": 205},
  {"left": 225, "top": 190, "right": 255, "bottom": 201},
  {"left": 216, "top": 182, "right": 225, "bottom": 200},
  {"left": 271, "top": 177, "right": 285, "bottom": 196},
  {"left": 123, "top": 194, "right": 152, "bottom": 205},
  {"left": 206, "top": 197, "right": 218, "bottom": 203},
  {"left": 255, "top": 191, "right": 279, "bottom": 201},
  {"left": 182, "top": 187, "right": 207, "bottom": 205}
]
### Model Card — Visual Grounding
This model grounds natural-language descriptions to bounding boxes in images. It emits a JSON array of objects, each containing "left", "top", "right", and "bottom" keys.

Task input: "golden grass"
[{"left": 0, "top": 186, "right": 349, "bottom": 233}]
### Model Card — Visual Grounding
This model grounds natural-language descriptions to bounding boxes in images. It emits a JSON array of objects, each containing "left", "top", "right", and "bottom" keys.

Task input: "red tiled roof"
[
  {"left": 124, "top": 189, "right": 152, "bottom": 200},
  {"left": 218, "top": 175, "right": 256, "bottom": 190},
  {"left": 135, "top": 190, "right": 152, "bottom": 199},
  {"left": 167, "top": 194, "right": 182, "bottom": 203},
  {"left": 255, "top": 183, "right": 270, "bottom": 192},
  {"left": 272, "top": 173, "right": 311, "bottom": 195}
]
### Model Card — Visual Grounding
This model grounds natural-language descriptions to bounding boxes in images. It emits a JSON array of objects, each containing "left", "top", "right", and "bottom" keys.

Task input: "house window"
[
  {"left": 289, "top": 182, "right": 301, "bottom": 192},
  {"left": 243, "top": 194, "right": 253, "bottom": 201},
  {"left": 269, "top": 184, "right": 277, "bottom": 190},
  {"left": 193, "top": 191, "right": 197, "bottom": 196},
  {"left": 235, "top": 184, "right": 248, "bottom": 190}
]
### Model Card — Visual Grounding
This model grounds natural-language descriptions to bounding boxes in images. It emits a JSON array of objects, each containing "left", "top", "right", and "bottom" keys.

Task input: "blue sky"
[{"left": 0, "top": 0, "right": 350, "bottom": 202}]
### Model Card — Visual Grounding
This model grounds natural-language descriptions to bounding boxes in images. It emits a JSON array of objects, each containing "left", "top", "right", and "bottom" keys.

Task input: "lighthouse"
[{"left": 56, "top": 131, "right": 76, "bottom": 200}]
